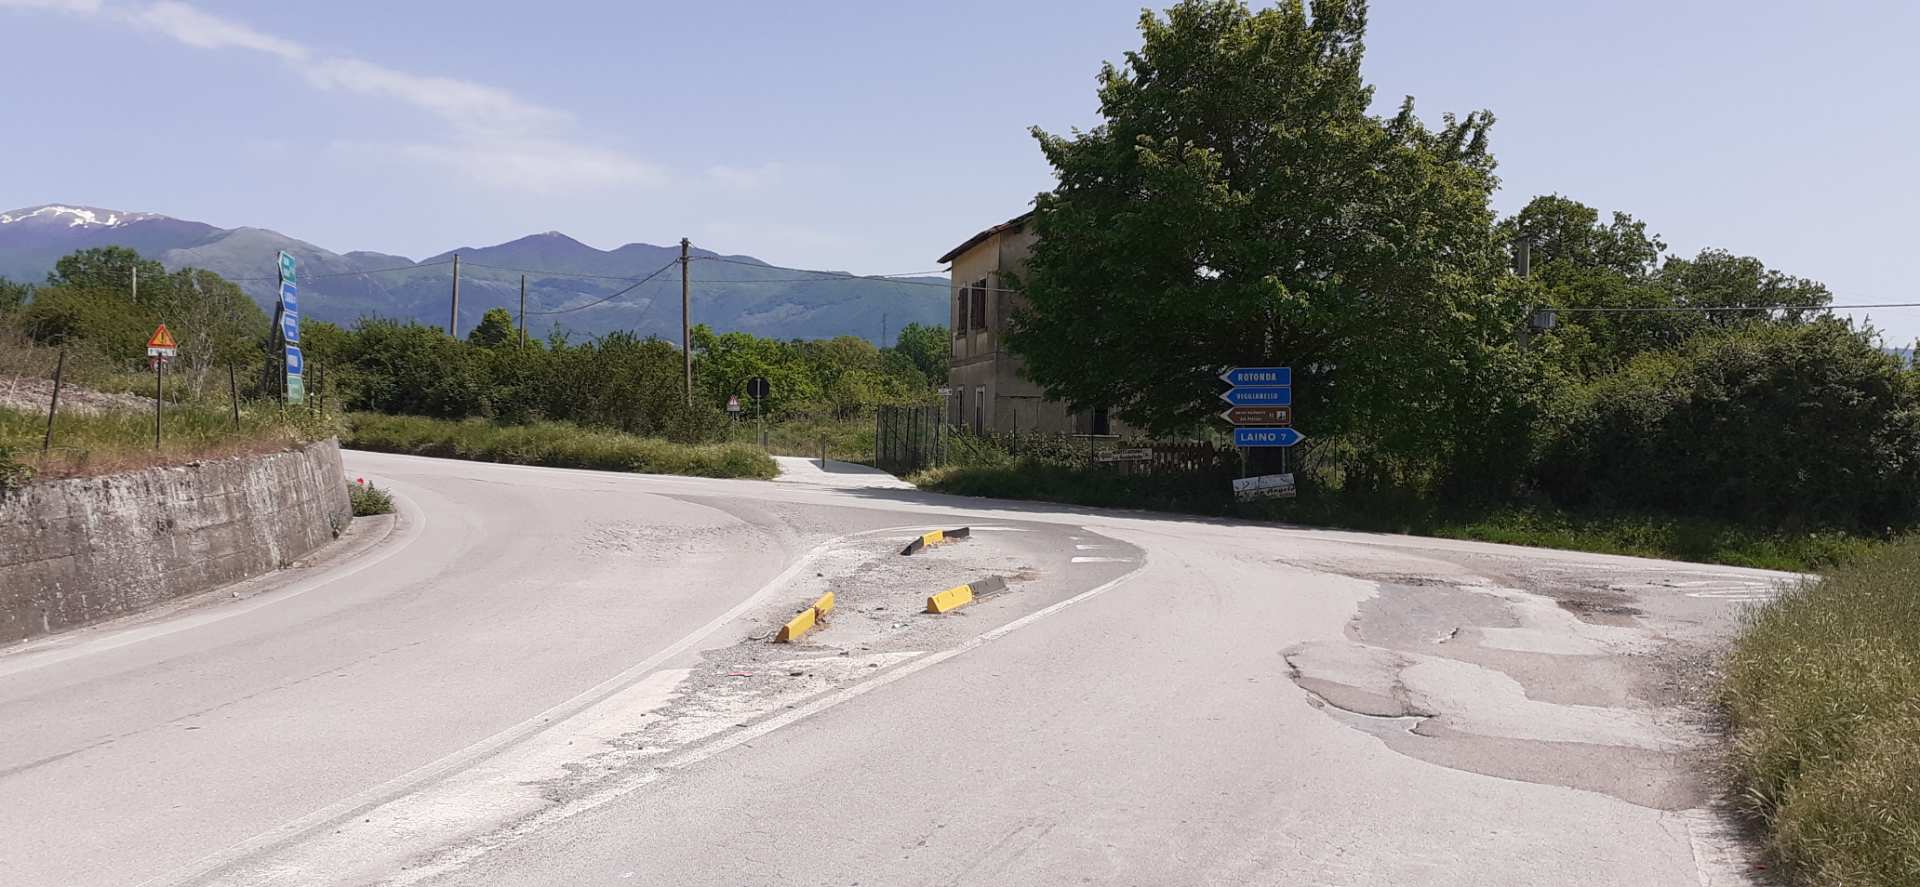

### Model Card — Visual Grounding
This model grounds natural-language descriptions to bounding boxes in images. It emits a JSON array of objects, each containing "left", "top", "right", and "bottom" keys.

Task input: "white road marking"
[
  {"left": 1071, "top": 556, "right": 1131, "bottom": 564},
  {"left": 386, "top": 558, "right": 1152, "bottom": 885},
  {"left": 966, "top": 525, "right": 1030, "bottom": 532},
  {"left": 1074, "top": 544, "right": 1111, "bottom": 551},
  {"left": 134, "top": 523, "right": 940, "bottom": 887},
  {"left": 0, "top": 486, "right": 428, "bottom": 678}
]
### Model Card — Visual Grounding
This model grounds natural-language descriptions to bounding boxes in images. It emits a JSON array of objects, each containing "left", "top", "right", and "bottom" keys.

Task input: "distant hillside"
[{"left": 0, "top": 204, "right": 947, "bottom": 343}]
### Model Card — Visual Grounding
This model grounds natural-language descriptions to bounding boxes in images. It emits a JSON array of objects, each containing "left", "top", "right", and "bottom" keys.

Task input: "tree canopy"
[{"left": 1010, "top": 0, "right": 1519, "bottom": 472}]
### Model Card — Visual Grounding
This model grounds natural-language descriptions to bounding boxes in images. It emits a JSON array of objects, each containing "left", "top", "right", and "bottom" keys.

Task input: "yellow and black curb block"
[
  {"left": 925, "top": 576, "right": 1009, "bottom": 614},
  {"left": 900, "top": 526, "right": 971, "bottom": 556},
  {"left": 774, "top": 591, "right": 836, "bottom": 643}
]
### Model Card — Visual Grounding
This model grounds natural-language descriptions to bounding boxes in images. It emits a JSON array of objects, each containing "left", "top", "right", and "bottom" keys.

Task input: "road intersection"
[{"left": 0, "top": 452, "right": 1786, "bottom": 886}]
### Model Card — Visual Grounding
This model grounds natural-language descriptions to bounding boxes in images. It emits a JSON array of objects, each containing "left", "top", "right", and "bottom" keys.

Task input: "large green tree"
[
  {"left": 1009, "top": 0, "right": 1524, "bottom": 472},
  {"left": 1500, "top": 194, "right": 1665, "bottom": 280},
  {"left": 890, "top": 322, "right": 949, "bottom": 384}
]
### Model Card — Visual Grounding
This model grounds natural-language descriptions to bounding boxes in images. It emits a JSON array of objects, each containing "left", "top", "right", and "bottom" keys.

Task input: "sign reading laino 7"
[{"left": 1234, "top": 427, "right": 1305, "bottom": 447}]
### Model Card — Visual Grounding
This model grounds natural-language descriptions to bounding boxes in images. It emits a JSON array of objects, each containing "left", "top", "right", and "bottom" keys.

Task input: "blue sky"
[{"left": 3, "top": 0, "right": 1915, "bottom": 342}]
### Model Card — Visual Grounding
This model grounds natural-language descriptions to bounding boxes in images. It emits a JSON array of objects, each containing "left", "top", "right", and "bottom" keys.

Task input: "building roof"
[{"left": 937, "top": 211, "right": 1035, "bottom": 265}]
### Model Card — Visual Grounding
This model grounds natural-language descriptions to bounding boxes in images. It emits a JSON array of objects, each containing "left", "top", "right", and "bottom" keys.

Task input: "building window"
[
  {"left": 953, "top": 386, "right": 965, "bottom": 426},
  {"left": 954, "top": 286, "right": 968, "bottom": 336},
  {"left": 969, "top": 278, "right": 988, "bottom": 331},
  {"left": 974, "top": 385, "right": 986, "bottom": 432}
]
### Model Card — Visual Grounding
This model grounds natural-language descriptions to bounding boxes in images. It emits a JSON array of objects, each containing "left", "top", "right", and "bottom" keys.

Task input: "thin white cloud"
[
  {"left": 21, "top": 0, "right": 655, "bottom": 193},
  {"left": 303, "top": 57, "right": 564, "bottom": 134},
  {"left": 132, "top": 1, "right": 304, "bottom": 59},
  {"left": 0, "top": 0, "right": 102, "bottom": 12}
]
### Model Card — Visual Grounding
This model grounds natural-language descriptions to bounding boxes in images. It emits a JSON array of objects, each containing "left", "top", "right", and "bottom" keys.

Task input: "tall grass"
[
  {"left": 0, "top": 400, "right": 337, "bottom": 479},
  {"left": 721, "top": 412, "right": 876, "bottom": 464},
  {"left": 1721, "top": 540, "right": 1920, "bottom": 886},
  {"left": 345, "top": 413, "right": 776, "bottom": 480}
]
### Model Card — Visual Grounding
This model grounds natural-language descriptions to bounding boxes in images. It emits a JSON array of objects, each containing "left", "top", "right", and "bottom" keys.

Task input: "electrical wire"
[
  {"left": 523, "top": 258, "right": 681, "bottom": 316},
  {"left": 459, "top": 261, "right": 657, "bottom": 282},
  {"left": 690, "top": 256, "right": 978, "bottom": 289},
  {"left": 1553, "top": 303, "right": 1920, "bottom": 314}
]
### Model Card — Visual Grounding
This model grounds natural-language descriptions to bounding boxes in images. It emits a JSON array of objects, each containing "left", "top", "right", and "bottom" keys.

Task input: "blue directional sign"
[
  {"left": 279, "top": 280, "right": 298, "bottom": 314},
  {"left": 1220, "top": 386, "right": 1292, "bottom": 407},
  {"left": 280, "top": 308, "right": 300, "bottom": 344},
  {"left": 1220, "top": 366, "right": 1291, "bottom": 387},
  {"left": 284, "top": 344, "right": 304, "bottom": 376},
  {"left": 1234, "top": 426, "right": 1305, "bottom": 447}
]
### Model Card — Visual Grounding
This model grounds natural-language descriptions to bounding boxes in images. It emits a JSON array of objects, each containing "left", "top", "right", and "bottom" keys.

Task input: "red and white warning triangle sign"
[{"left": 147, "top": 323, "right": 178, "bottom": 356}]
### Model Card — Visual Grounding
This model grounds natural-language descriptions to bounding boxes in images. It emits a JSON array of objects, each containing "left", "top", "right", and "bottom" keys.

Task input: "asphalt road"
[{"left": 0, "top": 451, "right": 1793, "bottom": 886}]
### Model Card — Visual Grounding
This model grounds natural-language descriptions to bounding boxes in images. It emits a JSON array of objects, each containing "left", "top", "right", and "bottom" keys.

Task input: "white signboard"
[
  {"left": 1095, "top": 447, "right": 1153, "bottom": 463},
  {"left": 1232, "top": 472, "right": 1296, "bottom": 501}
]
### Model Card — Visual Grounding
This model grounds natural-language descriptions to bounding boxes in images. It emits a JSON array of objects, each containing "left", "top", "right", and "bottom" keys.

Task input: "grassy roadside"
[
  {"left": 1, "top": 402, "right": 337, "bottom": 481},
  {"left": 344, "top": 413, "right": 777, "bottom": 480},
  {"left": 910, "top": 461, "right": 1876, "bottom": 572},
  {"left": 1721, "top": 538, "right": 1920, "bottom": 886},
  {"left": 721, "top": 413, "right": 875, "bottom": 465}
]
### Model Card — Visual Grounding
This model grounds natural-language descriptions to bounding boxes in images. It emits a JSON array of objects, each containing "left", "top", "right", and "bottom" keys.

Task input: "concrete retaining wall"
[{"left": 0, "top": 438, "right": 352, "bottom": 645}]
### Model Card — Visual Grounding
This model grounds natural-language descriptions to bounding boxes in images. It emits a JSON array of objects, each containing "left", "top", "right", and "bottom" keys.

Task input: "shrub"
[
  {"left": 347, "top": 478, "right": 395, "bottom": 516},
  {"left": 1535, "top": 319, "right": 1920, "bottom": 531}
]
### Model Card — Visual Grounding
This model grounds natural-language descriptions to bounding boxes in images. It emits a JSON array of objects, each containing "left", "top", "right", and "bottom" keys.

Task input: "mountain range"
[{"left": 0, "top": 204, "right": 947, "bottom": 343}]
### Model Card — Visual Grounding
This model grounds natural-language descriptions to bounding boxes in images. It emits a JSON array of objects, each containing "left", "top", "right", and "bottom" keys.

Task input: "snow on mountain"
[{"left": 0, "top": 204, "right": 167, "bottom": 228}]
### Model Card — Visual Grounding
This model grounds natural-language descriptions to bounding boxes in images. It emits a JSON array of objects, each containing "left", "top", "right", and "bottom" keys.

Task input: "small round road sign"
[{"left": 746, "top": 376, "right": 770, "bottom": 399}]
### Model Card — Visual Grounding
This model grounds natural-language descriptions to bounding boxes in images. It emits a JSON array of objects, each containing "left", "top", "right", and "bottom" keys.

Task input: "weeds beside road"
[
  {"left": 1721, "top": 538, "right": 1920, "bottom": 886},
  {"left": 344, "top": 413, "right": 777, "bottom": 480},
  {"left": 911, "top": 460, "right": 1875, "bottom": 572},
  {"left": 1, "top": 400, "right": 338, "bottom": 480}
]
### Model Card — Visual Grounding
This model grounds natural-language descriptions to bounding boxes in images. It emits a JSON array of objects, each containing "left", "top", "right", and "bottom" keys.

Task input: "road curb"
[
  {"left": 926, "top": 576, "right": 1008, "bottom": 614},
  {"left": 774, "top": 591, "right": 836, "bottom": 643},
  {"left": 900, "top": 526, "right": 971, "bottom": 556}
]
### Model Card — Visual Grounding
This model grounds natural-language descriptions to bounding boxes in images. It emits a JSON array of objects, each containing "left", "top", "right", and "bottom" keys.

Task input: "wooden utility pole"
[
  {"left": 449, "top": 254, "right": 461, "bottom": 337},
  {"left": 517, "top": 274, "right": 527, "bottom": 347},
  {"left": 42, "top": 347, "right": 66, "bottom": 455},
  {"left": 130, "top": 264, "right": 138, "bottom": 305},
  {"left": 680, "top": 237, "right": 692, "bottom": 406}
]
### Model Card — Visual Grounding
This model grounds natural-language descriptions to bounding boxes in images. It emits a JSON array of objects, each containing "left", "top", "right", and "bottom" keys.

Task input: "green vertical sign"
[{"left": 278, "top": 251, "right": 304, "bottom": 405}]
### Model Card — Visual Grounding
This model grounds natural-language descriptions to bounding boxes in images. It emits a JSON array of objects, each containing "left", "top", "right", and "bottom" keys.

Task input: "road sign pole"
[
  {"left": 229, "top": 363, "right": 240, "bottom": 429},
  {"left": 154, "top": 356, "right": 163, "bottom": 449}
]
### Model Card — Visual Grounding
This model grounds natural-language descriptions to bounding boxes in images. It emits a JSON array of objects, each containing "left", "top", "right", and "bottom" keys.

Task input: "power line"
[
  {"left": 694, "top": 255, "right": 945, "bottom": 278},
  {"left": 691, "top": 256, "right": 971, "bottom": 289},
  {"left": 523, "top": 259, "right": 681, "bottom": 316},
  {"left": 1554, "top": 302, "right": 1920, "bottom": 314},
  {"left": 460, "top": 261, "right": 655, "bottom": 282}
]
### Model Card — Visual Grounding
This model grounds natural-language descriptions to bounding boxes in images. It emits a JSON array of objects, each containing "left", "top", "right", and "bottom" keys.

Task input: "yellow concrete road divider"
[
  {"left": 926, "top": 584, "right": 972, "bottom": 614},
  {"left": 900, "top": 526, "right": 972, "bottom": 556},
  {"left": 925, "top": 576, "right": 1009, "bottom": 614},
  {"left": 774, "top": 590, "right": 836, "bottom": 643}
]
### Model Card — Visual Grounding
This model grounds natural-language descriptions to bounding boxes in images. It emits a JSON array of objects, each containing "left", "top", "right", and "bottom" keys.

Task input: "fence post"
[
  {"left": 42, "top": 346, "right": 66, "bottom": 456},
  {"left": 228, "top": 363, "right": 241, "bottom": 428}
]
